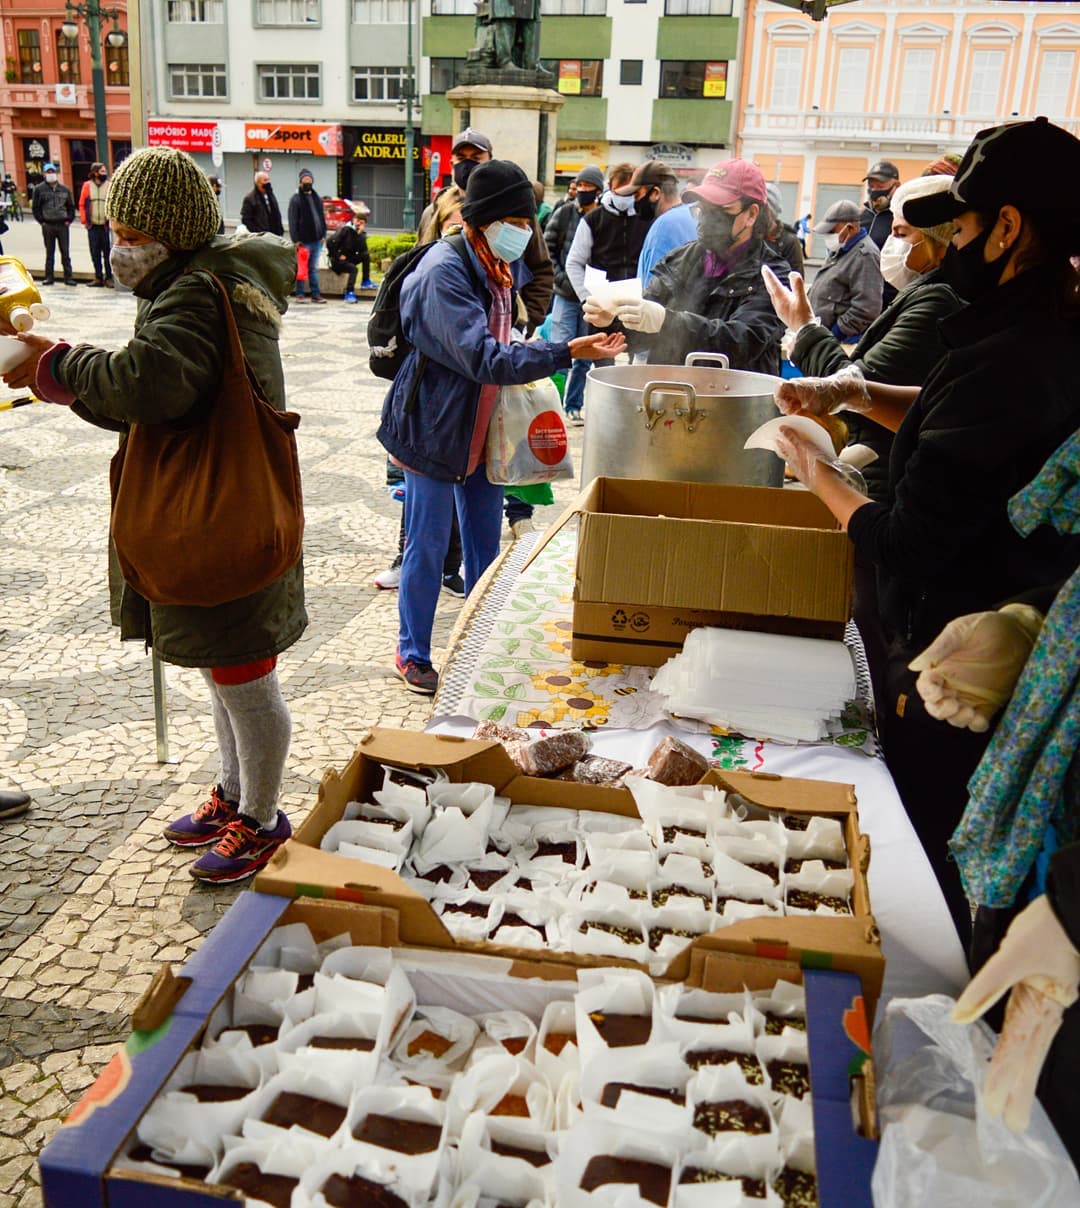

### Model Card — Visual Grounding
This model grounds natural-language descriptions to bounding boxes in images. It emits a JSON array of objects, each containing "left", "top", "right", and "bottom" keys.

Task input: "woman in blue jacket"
[{"left": 378, "top": 160, "right": 622, "bottom": 694}]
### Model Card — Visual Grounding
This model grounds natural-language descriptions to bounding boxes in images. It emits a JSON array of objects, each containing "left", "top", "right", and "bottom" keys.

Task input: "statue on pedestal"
[{"left": 463, "top": 0, "right": 554, "bottom": 86}]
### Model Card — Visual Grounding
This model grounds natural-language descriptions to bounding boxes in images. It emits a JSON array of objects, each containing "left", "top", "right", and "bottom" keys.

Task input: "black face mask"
[
  {"left": 301, "top": 182, "right": 313, "bottom": 193},
  {"left": 942, "top": 226, "right": 1012, "bottom": 302},
  {"left": 636, "top": 191, "right": 658, "bottom": 223},
  {"left": 576, "top": 188, "right": 598, "bottom": 209},
  {"left": 697, "top": 206, "right": 740, "bottom": 255},
  {"left": 867, "top": 188, "right": 893, "bottom": 211},
  {"left": 453, "top": 159, "right": 480, "bottom": 189}
]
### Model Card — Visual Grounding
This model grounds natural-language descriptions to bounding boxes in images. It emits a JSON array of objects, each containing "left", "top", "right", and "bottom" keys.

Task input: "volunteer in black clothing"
[{"left": 774, "top": 118, "right": 1080, "bottom": 943}]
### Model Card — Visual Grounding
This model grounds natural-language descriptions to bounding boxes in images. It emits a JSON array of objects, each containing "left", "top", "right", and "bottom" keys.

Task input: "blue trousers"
[
  {"left": 398, "top": 465, "right": 504, "bottom": 664},
  {"left": 550, "top": 293, "right": 590, "bottom": 413},
  {"left": 297, "top": 239, "right": 323, "bottom": 298}
]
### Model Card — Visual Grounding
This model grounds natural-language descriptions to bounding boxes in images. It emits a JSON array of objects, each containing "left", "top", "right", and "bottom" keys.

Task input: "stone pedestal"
[{"left": 446, "top": 84, "right": 565, "bottom": 186}]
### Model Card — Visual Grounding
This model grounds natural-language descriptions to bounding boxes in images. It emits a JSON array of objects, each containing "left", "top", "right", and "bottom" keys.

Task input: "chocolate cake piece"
[
  {"left": 679, "top": 1168, "right": 766, "bottom": 1197},
  {"left": 557, "top": 755, "right": 633, "bottom": 784},
  {"left": 715, "top": 894, "right": 772, "bottom": 914},
  {"left": 474, "top": 720, "right": 530, "bottom": 746},
  {"left": 766, "top": 1059, "right": 811, "bottom": 1099},
  {"left": 353, "top": 1111, "right": 442, "bottom": 1153},
  {"left": 745, "top": 861, "right": 781, "bottom": 885},
  {"left": 497, "top": 911, "right": 545, "bottom": 937},
  {"left": 587, "top": 1011, "right": 652, "bottom": 1047},
  {"left": 600, "top": 1082, "right": 685, "bottom": 1108},
  {"left": 652, "top": 884, "right": 710, "bottom": 907},
  {"left": 786, "top": 858, "right": 844, "bottom": 874},
  {"left": 763, "top": 1012, "right": 807, "bottom": 1036},
  {"left": 442, "top": 899, "right": 491, "bottom": 918},
  {"left": 125, "top": 1144, "right": 210, "bottom": 1182},
  {"left": 221, "top": 1162, "right": 299, "bottom": 1208},
  {"left": 580, "top": 1154, "right": 671, "bottom": 1206},
  {"left": 533, "top": 839, "right": 578, "bottom": 864},
  {"left": 517, "top": 730, "right": 590, "bottom": 776},
  {"left": 419, "top": 864, "right": 456, "bottom": 884},
  {"left": 685, "top": 1048, "right": 764, "bottom": 1084},
  {"left": 307, "top": 1035, "right": 375, "bottom": 1051},
  {"left": 781, "top": 814, "right": 811, "bottom": 831},
  {"left": 661, "top": 824, "right": 706, "bottom": 845},
  {"left": 542, "top": 1031, "right": 574, "bottom": 1056},
  {"left": 579, "top": 921, "right": 643, "bottom": 945},
  {"left": 491, "top": 1092, "right": 530, "bottom": 1117},
  {"left": 648, "top": 926, "right": 700, "bottom": 949},
  {"left": 262, "top": 1091, "right": 346, "bottom": 1137},
  {"left": 490, "top": 1138, "right": 551, "bottom": 1167},
  {"left": 178, "top": 1083, "right": 250, "bottom": 1102},
  {"left": 321, "top": 1172, "right": 409, "bottom": 1208},
  {"left": 787, "top": 889, "right": 851, "bottom": 914},
  {"left": 773, "top": 1166, "right": 819, "bottom": 1207},
  {"left": 646, "top": 737, "right": 708, "bottom": 787},
  {"left": 515, "top": 875, "right": 533, "bottom": 891},
  {"left": 407, "top": 1029, "right": 454, "bottom": 1058},
  {"left": 217, "top": 1022, "right": 278, "bottom": 1047},
  {"left": 468, "top": 867, "right": 508, "bottom": 891},
  {"left": 692, "top": 1098, "right": 771, "bottom": 1136},
  {"left": 296, "top": 972, "right": 315, "bottom": 994}
]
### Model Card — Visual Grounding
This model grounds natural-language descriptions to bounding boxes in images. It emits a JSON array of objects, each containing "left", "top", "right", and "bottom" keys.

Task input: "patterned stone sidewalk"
[{"left": 0, "top": 284, "right": 578, "bottom": 1207}]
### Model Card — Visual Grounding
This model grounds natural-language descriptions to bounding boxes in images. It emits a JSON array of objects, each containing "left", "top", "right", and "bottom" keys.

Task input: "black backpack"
[{"left": 367, "top": 233, "right": 476, "bottom": 381}]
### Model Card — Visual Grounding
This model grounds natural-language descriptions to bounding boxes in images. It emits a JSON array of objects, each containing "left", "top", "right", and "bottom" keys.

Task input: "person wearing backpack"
[
  {"left": 376, "top": 160, "right": 624, "bottom": 694},
  {"left": 327, "top": 210, "right": 373, "bottom": 303}
]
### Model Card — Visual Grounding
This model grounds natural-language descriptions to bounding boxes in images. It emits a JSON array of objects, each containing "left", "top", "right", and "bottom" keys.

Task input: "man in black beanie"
[{"left": 288, "top": 168, "right": 328, "bottom": 303}]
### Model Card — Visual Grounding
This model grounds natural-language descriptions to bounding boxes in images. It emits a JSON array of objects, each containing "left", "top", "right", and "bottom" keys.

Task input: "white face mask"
[
  {"left": 109, "top": 240, "right": 171, "bottom": 289},
  {"left": 823, "top": 232, "right": 841, "bottom": 254},
  {"left": 609, "top": 191, "right": 635, "bottom": 214},
  {"left": 880, "top": 233, "right": 924, "bottom": 290},
  {"left": 44, "top": 172, "right": 57, "bottom": 183}
]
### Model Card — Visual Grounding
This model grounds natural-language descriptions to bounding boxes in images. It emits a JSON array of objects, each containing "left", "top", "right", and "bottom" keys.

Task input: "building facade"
[
  {"left": 736, "top": 0, "right": 1080, "bottom": 252},
  {"left": 0, "top": 0, "right": 131, "bottom": 197}
]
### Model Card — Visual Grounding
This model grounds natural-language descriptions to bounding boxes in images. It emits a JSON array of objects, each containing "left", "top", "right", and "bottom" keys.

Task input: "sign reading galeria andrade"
[
  {"left": 244, "top": 122, "right": 343, "bottom": 156},
  {"left": 343, "top": 126, "right": 424, "bottom": 162}
]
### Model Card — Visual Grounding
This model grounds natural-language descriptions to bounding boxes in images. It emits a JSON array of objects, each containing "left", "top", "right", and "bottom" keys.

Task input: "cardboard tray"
[
  {"left": 39, "top": 890, "right": 878, "bottom": 1208},
  {"left": 253, "top": 729, "right": 883, "bottom": 1012}
]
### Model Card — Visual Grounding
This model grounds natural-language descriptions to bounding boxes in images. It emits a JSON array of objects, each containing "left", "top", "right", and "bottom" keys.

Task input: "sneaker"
[
  {"left": 374, "top": 564, "right": 401, "bottom": 590},
  {"left": 163, "top": 785, "right": 240, "bottom": 847},
  {"left": 343, "top": 291, "right": 359, "bottom": 304},
  {"left": 293, "top": 294, "right": 306, "bottom": 303},
  {"left": 394, "top": 650, "right": 439, "bottom": 695},
  {"left": 510, "top": 518, "right": 535, "bottom": 539},
  {"left": 310, "top": 295, "right": 327, "bottom": 305},
  {"left": 441, "top": 572, "right": 465, "bottom": 597},
  {"left": 360, "top": 279, "right": 376, "bottom": 290},
  {"left": 41, "top": 278, "right": 55, "bottom": 286},
  {"left": 190, "top": 812, "right": 292, "bottom": 884},
  {"left": 89, "top": 278, "right": 105, "bottom": 287},
  {"left": 0, "top": 789, "right": 31, "bottom": 820},
  {"left": 567, "top": 410, "right": 585, "bottom": 427},
  {"left": 64, "top": 278, "right": 78, "bottom": 286}
]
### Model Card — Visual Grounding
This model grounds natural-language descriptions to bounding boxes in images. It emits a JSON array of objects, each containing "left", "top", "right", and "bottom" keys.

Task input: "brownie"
[
  {"left": 534, "top": 839, "right": 578, "bottom": 864},
  {"left": 557, "top": 755, "right": 632, "bottom": 784},
  {"left": 746, "top": 861, "right": 781, "bottom": 885},
  {"left": 178, "top": 1083, "right": 250, "bottom": 1102},
  {"left": 419, "top": 864, "right": 456, "bottom": 884},
  {"left": 221, "top": 1162, "right": 299, "bottom": 1208},
  {"left": 517, "top": 730, "right": 590, "bottom": 776},
  {"left": 491, "top": 1092, "right": 530, "bottom": 1117},
  {"left": 700, "top": 861, "right": 714, "bottom": 878},
  {"left": 781, "top": 814, "right": 811, "bottom": 831},
  {"left": 498, "top": 911, "right": 545, "bottom": 937},
  {"left": 580, "top": 1154, "right": 671, "bottom": 1206},
  {"left": 773, "top": 1166, "right": 819, "bottom": 1208},
  {"left": 125, "top": 1144, "right": 210, "bottom": 1182},
  {"left": 685, "top": 1048, "right": 763, "bottom": 1084},
  {"left": 786, "top": 858, "right": 844, "bottom": 874},
  {"left": 646, "top": 736, "right": 708, "bottom": 787},
  {"left": 766, "top": 1059, "right": 811, "bottom": 1099},
  {"left": 516, "top": 875, "right": 533, "bottom": 891},
  {"left": 353, "top": 1111, "right": 442, "bottom": 1153},
  {"left": 468, "top": 867, "right": 508, "bottom": 891},
  {"left": 661, "top": 824, "right": 706, "bottom": 845},
  {"left": 364, "top": 814, "right": 406, "bottom": 831},
  {"left": 321, "top": 1172, "right": 409, "bottom": 1208},
  {"left": 715, "top": 894, "right": 771, "bottom": 914},
  {"left": 600, "top": 1082, "right": 685, "bottom": 1108},
  {"left": 296, "top": 973, "right": 315, "bottom": 994},
  {"left": 307, "top": 1035, "right": 375, "bottom": 1051},
  {"left": 407, "top": 1029, "right": 454, "bottom": 1058},
  {"left": 218, "top": 1022, "right": 278, "bottom": 1047},
  {"left": 474, "top": 720, "right": 530, "bottom": 745},
  {"left": 763, "top": 1012, "right": 807, "bottom": 1036},
  {"left": 262, "top": 1091, "right": 346, "bottom": 1137},
  {"left": 692, "top": 1099, "right": 771, "bottom": 1136},
  {"left": 579, "top": 921, "right": 643, "bottom": 945},
  {"left": 442, "top": 899, "right": 490, "bottom": 918},
  {"left": 652, "top": 885, "right": 710, "bottom": 907},
  {"left": 787, "top": 889, "right": 851, "bottom": 914},
  {"left": 542, "top": 1031, "right": 574, "bottom": 1056},
  {"left": 679, "top": 1168, "right": 766, "bottom": 1197},
  {"left": 587, "top": 1011, "right": 652, "bottom": 1047},
  {"left": 648, "top": 926, "right": 699, "bottom": 949},
  {"left": 490, "top": 1138, "right": 551, "bottom": 1167}
]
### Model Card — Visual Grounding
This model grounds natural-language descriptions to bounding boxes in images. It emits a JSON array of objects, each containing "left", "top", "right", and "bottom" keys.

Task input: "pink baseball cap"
[{"left": 684, "top": 159, "right": 768, "bottom": 207}]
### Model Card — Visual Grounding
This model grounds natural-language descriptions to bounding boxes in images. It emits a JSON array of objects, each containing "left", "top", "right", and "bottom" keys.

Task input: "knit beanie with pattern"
[
  {"left": 106, "top": 146, "right": 223, "bottom": 251},
  {"left": 460, "top": 160, "right": 537, "bottom": 228}
]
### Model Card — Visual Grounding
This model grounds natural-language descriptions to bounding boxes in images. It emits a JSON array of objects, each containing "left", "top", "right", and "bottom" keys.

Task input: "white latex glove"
[
  {"left": 774, "top": 424, "right": 868, "bottom": 496},
  {"left": 775, "top": 364, "right": 872, "bottom": 418},
  {"left": 908, "top": 604, "right": 1044, "bottom": 732},
  {"left": 953, "top": 895, "right": 1080, "bottom": 1132},
  {"left": 762, "top": 264, "right": 814, "bottom": 331},
  {"left": 582, "top": 297, "right": 616, "bottom": 329},
  {"left": 617, "top": 299, "right": 666, "bottom": 334}
]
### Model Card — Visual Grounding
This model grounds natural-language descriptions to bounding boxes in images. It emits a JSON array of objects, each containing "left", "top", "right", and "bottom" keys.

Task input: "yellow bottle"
[{"left": 0, "top": 256, "right": 50, "bottom": 332}]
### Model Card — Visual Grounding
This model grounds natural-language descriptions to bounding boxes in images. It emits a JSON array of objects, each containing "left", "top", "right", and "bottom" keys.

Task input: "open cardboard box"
[
  {"left": 40, "top": 891, "right": 878, "bottom": 1208},
  {"left": 522, "top": 476, "right": 855, "bottom": 666},
  {"left": 254, "top": 729, "right": 883, "bottom": 1014}
]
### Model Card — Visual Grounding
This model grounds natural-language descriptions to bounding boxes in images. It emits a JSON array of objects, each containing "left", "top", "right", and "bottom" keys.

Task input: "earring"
[{"left": 999, "top": 240, "right": 1007, "bottom": 248}]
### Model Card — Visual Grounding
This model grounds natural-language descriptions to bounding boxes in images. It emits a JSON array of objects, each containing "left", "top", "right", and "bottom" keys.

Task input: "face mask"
[
  {"left": 697, "top": 207, "right": 739, "bottom": 254},
  {"left": 868, "top": 188, "right": 892, "bottom": 211},
  {"left": 45, "top": 172, "right": 57, "bottom": 183},
  {"left": 823, "top": 232, "right": 842, "bottom": 254},
  {"left": 300, "top": 181, "right": 313, "bottom": 193},
  {"left": 635, "top": 192, "right": 658, "bottom": 223},
  {"left": 880, "top": 234, "right": 923, "bottom": 290},
  {"left": 576, "top": 189, "right": 598, "bottom": 209},
  {"left": 96, "top": 173, "right": 107, "bottom": 183},
  {"left": 109, "top": 240, "right": 171, "bottom": 289},
  {"left": 943, "top": 225, "right": 1012, "bottom": 302},
  {"left": 609, "top": 191, "right": 635, "bottom": 213},
  {"left": 454, "top": 159, "right": 480, "bottom": 189},
  {"left": 484, "top": 220, "right": 532, "bottom": 263}
]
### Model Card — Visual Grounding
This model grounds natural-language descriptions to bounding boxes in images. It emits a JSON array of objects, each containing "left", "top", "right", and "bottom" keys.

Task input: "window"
[
  {"left": 967, "top": 48, "right": 1005, "bottom": 115},
  {"left": 540, "top": 0, "right": 606, "bottom": 14},
  {"left": 106, "top": 38, "right": 129, "bottom": 86},
  {"left": 168, "top": 62, "right": 227, "bottom": 98},
  {"left": 167, "top": 1, "right": 223, "bottom": 20},
  {"left": 1035, "top": 49, "right": 1075, "bottom": 118},
  {"left": 833, "top": 46, "right": 869, "bottom": 112},
  {"left": 256, "top": 0, "right": 321, "bottom": 24},
  {"left": 259, "top": 64, "right": 321, "bottom": 100},
  {"left": 898, "top": 47, "right": 935, "bottom": 113},
  {"left": 664, "top": 0, "right": 732, "bottom": 14},
  {"left": 431, "top": 0, "right": 475, "bottom": 12},
  {"left": 659, "top": 60, "right": 727, "bottom": 99},
  {"left": 769, "top": 44, "right": 803, "bottom": 109},
  {"left": 430, "top": 58, "right": 466, "bottom": 93},
  {"left": 620, "top": 59, "right": 643, "bottom": 86},
  {"left": 353, "top": 66, "right": 408, "bottom": 101},
  {"left": 57, "top": 31, "right": 81, "bottom": 83},
  {"left": 540, "top": 59, "right": 603, "bottom": 95},
  {"left": 352, "top": 0, "right": 407, "bottom": 21},
  {"left": 17, "top": 30, "right": 42, "bottom": 84}
]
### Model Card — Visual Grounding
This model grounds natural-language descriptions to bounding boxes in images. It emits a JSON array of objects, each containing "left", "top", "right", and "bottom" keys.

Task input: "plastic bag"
[
  {"left": 872, "top": 994, "right": 1080, "bottom": 1208},
  {"left": 485, "top": 378, "right": 573, "bottom": 486}
]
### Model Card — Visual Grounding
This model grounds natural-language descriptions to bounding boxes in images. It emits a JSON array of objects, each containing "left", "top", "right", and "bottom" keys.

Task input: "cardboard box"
[
  {"left": 253, "top": 729, "right": 883, "bottom": 1013},
  {"left": 523, "top": 477, "right": 854, "bottom": 666},
  {"left": 40, "top": 891, "right": 877, "bottom": 1208}
]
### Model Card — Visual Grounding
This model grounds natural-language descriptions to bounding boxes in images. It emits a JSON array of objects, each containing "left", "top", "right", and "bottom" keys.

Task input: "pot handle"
[
  {"left": 684, "top": 351, "right": 731, "bottom": 370},
  {"left": 641, "top": 380, "right": 697, "bottom": 431}
]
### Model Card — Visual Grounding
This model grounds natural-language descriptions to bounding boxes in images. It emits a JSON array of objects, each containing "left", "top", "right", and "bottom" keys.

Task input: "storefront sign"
[
  {"left": 211, "top": 125, "right": 223, "bottom": 167},
  {"left": 27, "top": 139, "right": 47, "bottom": 160},
  {"left": 555, "top": 140, "right": 610, "bottom": 175},
  {"left": 558, "top": 61, "right": 582, "bottom": 95},
  {"left": 54, "top": 83, "right": 76, "bottom": 105},
  {"left": 703, "top": 61, "right": 727, "bottom": 98},
  {"left": 244, "top": 122, "right": 343, "bottom": 157},
  {"left": 647, "top": 142, "right": 695, "bottom": 167},
  {"left": 345, "top": 127, "right": 419, "bottom": 162},
  {"left": 147, "top": 120, "right": 218, "bottom": 153}
]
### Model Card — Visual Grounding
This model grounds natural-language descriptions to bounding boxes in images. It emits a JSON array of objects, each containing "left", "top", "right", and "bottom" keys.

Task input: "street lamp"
[
  {"left": 401, "top": 0, "right": 417, "bottom": 230},
  {"left": 61, "top": 2, "right": 126, "bottom": 167}
]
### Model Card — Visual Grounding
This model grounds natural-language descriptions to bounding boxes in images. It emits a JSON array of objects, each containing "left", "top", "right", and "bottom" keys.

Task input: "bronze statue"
[{"left": 464, "top": 0, "right": 553, "bottom": 84}]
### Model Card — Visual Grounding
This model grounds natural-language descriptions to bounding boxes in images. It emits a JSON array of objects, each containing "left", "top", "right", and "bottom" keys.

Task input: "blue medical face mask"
[{"left": 484, "top": 220, "right": 532, "bottom": 263}]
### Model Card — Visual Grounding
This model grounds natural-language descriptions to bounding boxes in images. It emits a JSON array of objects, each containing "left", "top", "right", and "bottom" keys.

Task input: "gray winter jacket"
[{"left": 807, "top": 230, "right": 883, "bottom": 341}]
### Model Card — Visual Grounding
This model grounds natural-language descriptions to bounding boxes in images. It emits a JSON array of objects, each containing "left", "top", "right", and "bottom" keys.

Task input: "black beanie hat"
[{"left": 460, "top": 160, "right": 537, "bottom": 228}]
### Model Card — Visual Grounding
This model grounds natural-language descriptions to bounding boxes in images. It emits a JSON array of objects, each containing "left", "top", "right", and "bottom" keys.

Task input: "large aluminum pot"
[{"left": 581, "top": 352, "right": 783, "bottom": 488}]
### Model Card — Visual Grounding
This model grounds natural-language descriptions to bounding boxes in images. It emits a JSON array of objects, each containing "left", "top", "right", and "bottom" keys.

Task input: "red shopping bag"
[{"left": 296, "top": 244, "right": 310, "bottom": 284}]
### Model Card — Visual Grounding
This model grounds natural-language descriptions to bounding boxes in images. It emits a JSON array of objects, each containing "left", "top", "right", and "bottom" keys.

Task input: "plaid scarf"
[{"left": 466, "top": 224, "right": 514, "bottom": 289}]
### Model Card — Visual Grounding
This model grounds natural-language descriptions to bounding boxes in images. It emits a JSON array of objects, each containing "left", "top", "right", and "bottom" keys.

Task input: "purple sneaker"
[
  {"left": 190, "top": 812, "right": 292, "bottom": 884},
  {"left": 163, "top": 786, "right": 240, "bottom": 847}
]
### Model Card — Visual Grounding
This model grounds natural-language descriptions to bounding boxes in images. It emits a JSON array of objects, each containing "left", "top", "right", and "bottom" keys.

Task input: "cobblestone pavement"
[{"left": 0, "top": 283, "right": 578, "bottom": 1206}]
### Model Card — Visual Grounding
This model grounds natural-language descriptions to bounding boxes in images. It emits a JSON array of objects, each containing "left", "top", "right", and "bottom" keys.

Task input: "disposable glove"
[
  {"left": 908, "top": 604, "right": 1044, "bottom": 733},
  {"left": 773, "top": 423, "right": 867, "bottom": 496},
  {"left": 953, "top": 895, "right": 1080, "bottom": 1132},
  {"left": 582, "top": 297, "right": 616, "bottom": 329},
  {"left": 774, "top": 364, "right": 872, "bottom": 418},
  {"left": 617, "top": 299, "right": 666, "bottom": 334}
]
